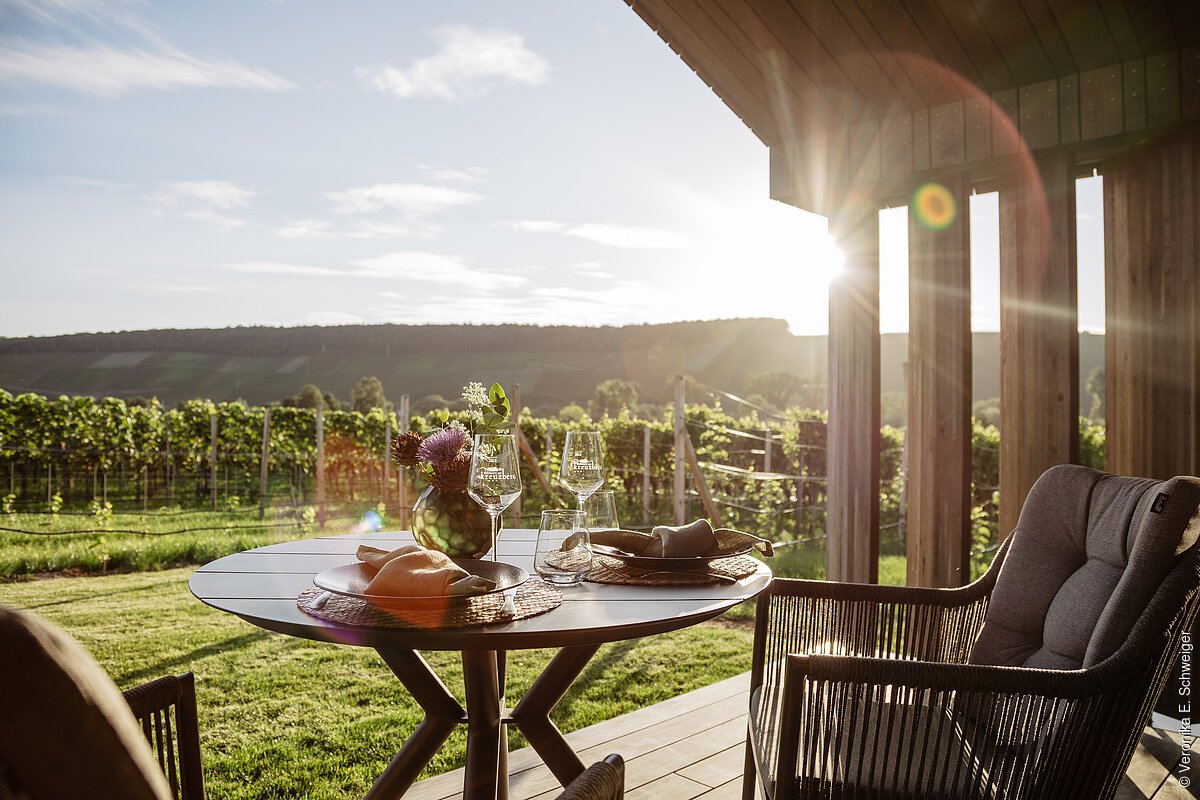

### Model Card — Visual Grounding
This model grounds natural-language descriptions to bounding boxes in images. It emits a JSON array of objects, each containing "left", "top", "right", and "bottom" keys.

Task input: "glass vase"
[{"left": 410, "top": 484, "right": 494, "bottom": 558}]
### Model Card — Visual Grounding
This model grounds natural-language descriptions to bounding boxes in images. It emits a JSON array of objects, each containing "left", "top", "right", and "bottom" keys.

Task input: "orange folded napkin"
[
  {"left": 591, "top": 523, "right": 774, "bottom": 559},
  {"left": 356, "top": 545, "right": 497, "bottom": 596}
]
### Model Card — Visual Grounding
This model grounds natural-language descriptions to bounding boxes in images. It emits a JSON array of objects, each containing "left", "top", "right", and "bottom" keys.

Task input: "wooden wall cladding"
[{"left": 771, "top": 51, "right": 1195, "bottom": 209}]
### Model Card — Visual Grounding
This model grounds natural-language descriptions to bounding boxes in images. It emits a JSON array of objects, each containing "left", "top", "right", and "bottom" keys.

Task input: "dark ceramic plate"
[
  {"left": 590, "top": 543, "right": 754, "bottom": 572},
  {"left": 313, "top": 559, "right": 527, "bottom": 607}
]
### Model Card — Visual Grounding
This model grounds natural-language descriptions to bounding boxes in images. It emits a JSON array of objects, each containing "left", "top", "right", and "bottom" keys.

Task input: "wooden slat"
[
  {"left": 1045, "top": 0, "right": 1125, "bottom": 72},
  {"left": 906, "top": 173, "right": 972, "bottom": 588},
  {"left": 1020, "top": 79, "right": 1061, "bottom": 150},
  {"left": 967, "top": 0, "right": 1058, "bottom": 85},
  {"left": 1103, "top": 127, "right": 1200, "bottom": 480},
  {"left": 928, "top": 0, "right": 1018, "bottom": 91},
  {"left": 998, "top": 151, "right": 1080, "bottom": 538},
  {"left": 1018, "top": 0, "right": 1081, "bottom": 76},
  {"left": 1080, "top": 63, "right": 1126, "bottom": 140},
  {"left": 826, "top": 202, "right": 881, "bottom": 584},
  {"left": 627, "top": 0, "right": 781, "bottom": 144},
  {"left": 849, "top": 0, "right": 965, "bottom": 108}
]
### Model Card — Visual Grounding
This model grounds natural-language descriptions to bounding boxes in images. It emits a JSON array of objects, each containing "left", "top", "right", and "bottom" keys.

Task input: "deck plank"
[{"left": 409, "top": 671, "right": 1199, "bottom": 799}]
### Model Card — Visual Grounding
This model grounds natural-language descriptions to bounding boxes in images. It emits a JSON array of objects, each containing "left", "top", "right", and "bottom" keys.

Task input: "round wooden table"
[{"left": 190, "top": 529, "right": 771, "bottom": 800}]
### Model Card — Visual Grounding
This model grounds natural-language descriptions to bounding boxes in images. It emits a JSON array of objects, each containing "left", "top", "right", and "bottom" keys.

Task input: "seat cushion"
[
  {"left": 970, "top": 465, "right": 1200, "bottom": 670},
  {"left": 0, "top": 605, "right": 173, "bottom": 800}
]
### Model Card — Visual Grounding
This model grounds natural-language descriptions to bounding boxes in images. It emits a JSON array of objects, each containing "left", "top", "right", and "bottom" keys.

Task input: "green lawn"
[{"left": 0, "top": 567, "right": 756, "bottom": 799}]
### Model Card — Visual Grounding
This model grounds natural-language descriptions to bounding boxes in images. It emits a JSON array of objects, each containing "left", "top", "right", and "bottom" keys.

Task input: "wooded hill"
[{"left": 0, "top": 320, "right": 1104, "bottom": 414}]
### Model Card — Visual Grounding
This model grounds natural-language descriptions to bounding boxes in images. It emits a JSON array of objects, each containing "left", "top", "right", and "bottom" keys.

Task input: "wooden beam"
[
  {"left": 826, "top": 196, "right": 881, "bottom": 584},
  {"left": 906, "top": 173, "right": 972, "bottom": 587},
  {"left": 1103, "top": 128, "right": 1200, "bottom": 479},
  {"left": 683, "top": 435, "right": 721, "bottom": 525},
  {"left": 998, "top": 150, "right": 1080, "bottom": 538}
]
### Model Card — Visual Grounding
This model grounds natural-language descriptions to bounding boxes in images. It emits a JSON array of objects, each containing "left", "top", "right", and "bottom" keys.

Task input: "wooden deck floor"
[{"left": 408, "top": 672, "right": 1199, "bottom": 800}]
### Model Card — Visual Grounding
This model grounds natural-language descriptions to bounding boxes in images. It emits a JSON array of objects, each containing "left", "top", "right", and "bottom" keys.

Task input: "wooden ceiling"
[{"left": 625, "top": 0, "right": 1200, "bottom": 146}]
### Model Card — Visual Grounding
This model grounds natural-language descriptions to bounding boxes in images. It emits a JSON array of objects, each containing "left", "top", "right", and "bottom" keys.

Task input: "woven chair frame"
[
  {"left": 558, "top": 754, "right": 625, "bottom": 800},
  {"left": 744, "top": 538, "right": 1200, "bottom": 799},
  {"left": 122, "top": 672, "right": 205, "bottom": 800}
]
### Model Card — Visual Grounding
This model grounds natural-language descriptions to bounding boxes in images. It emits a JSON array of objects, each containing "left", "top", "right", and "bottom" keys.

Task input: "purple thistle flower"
[{"left": 417, "top": 427, "right": 467, "bottom": 465}]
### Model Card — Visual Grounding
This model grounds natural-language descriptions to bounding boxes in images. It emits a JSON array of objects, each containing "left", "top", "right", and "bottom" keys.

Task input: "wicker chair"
[
  {"left": 122, "top": 673, "right": 206, "bottom": 800},
  {"left": 558, "top": 754, "right": 625, "bottom": 800},
  {"left": 743, "top": 465, "right": 1200, "bottom": 799}
]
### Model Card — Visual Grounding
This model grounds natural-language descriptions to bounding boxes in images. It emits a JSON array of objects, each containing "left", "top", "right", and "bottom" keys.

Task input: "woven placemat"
[
  {"left": 297, "top": 580, "right": 562, "bottom": 629},
  {"left": 585, "top": 554, "right": 760, "bottom": 586}
]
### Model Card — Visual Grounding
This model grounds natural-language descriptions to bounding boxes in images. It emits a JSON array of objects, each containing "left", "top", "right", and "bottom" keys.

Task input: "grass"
[
  {"left": 0, "top": 567, "right": 757, "bottom": 799},
  {"left": 0, "top": 506, "right": 388, "bottom": 578}
]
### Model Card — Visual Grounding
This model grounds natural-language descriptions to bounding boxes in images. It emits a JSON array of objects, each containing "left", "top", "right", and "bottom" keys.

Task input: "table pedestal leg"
[
  {"left": 510, "top": 644, "right": 602, "bottom": 787},
  {"left": 462, "top": 650, "right": 502, "bottom": 800},
  {"left": 367, "top": 649, "right": 465, "bottom": 800},
  {"left": 497, "top": 650, "right": 508, "bottom": 800}
]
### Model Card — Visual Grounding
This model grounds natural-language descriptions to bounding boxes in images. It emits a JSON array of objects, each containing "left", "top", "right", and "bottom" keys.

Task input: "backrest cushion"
[
  {"left": 970, "top": 465, "right": 1200, "bottom": 670},
  {"left": 0, "top": 605, "right": 173, "bottom": 800}
]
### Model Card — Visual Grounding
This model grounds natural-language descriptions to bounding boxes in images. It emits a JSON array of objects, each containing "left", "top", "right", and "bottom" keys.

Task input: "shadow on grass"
[
  {"left": 21, "top": 580, "right": 164, "bottom": 610},
  {"left": 115, "top": 630, "right": 273, "bottom": 685},
  {"left": 548, "top": 639, "right": 640, "bottom": 724}
]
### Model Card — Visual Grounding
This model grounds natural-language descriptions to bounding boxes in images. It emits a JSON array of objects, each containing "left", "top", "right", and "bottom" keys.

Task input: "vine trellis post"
[
  {"left": 208, "top": 412, "right": 217, "bottom": 512},
  {"left": 258, "top": 408, "right": 271, "bottom": 520},
  {"left": 673, "top": 374, "right": 686, "bottom": 524},
  {"left": 382, "top": 418, "right": 391, "bottom": 511},
  {"left": 511, "top": 384, "right": 523, "bottom": 525},
  {"left": 642, "top": 425, "right": 651, "bottom": 527},
  {"left": 764, "top": 430, "right": 773, "bottom": 473},
  {"left": 315, "top": 407, "right": 326, "bottom": 529},
  {"left": 398, "top": 394, "right": 409, "bottom": 529}
]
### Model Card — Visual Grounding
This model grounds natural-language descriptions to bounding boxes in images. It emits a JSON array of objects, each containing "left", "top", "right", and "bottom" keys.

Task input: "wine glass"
[
  {"left": 467, "top": 434, "right": 523, "bottom": 562},
  {"left": 583, "top": 489, "right": 620, "bottom": 534},
  {"left": 560, "top": 430, "right": 604, "bottom": 511}
]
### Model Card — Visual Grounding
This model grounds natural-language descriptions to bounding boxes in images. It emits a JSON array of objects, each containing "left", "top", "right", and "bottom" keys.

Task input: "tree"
[
  {"left": 291, "top": 384, "right": 324, "bottom": 409},
  {"left": 1086, "top": 366, "right": 1105, "bottom": 420},
  {"left": 746, "top": 371, "right": 824, "bottom": 411},
  {"left": 558, "top": 403, "right": 586, "bottom": 423},
  {"left": 351, "top": 376, "right": 390, "bottom": 414},
  {"left": 589, "top": 379, "right": 639, "bottom": 418}
]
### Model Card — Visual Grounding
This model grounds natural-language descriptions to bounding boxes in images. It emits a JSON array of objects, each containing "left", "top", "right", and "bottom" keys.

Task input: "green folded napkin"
[{"left": 356, "top": 545, "right": 497, "bottom": 596}]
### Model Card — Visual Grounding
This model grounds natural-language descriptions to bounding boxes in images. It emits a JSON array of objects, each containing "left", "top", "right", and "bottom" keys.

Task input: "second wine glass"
[
  {"left": 560, "top": 430, "right": 604, "bottom": 511},
  {"left": 467, "top": 434, "right": 522, "bottom": 562}
]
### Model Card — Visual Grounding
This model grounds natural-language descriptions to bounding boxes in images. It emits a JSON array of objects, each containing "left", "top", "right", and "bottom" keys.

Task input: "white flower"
[
  {"left": 462, "top": 381, "right": 489, "bottom": 408},
  {"left": 447, "top": 419, "right": 469, "bottom": 434}
]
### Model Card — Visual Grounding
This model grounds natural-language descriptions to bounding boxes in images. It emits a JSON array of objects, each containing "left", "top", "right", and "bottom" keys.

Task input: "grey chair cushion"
[
  {"left": 970, "top": 465, "right": 1200, "bottom": 670},
  {"left": 0, "top": 605, "right": 174, "bottom": 800}
]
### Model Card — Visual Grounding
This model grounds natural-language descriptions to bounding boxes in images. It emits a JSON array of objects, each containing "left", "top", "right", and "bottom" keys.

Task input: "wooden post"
[
  {"left": 827, "top": 199, "right": 882, "bottom": 583},
  {"left": 382, "top": 418, "right": 391, "bottom": 509},
  {"left": 683, "top": 436, "right": 720, "bottom": 524},
  {"left": 1103, "top": 128, "right": 1200, "bottom": 479},
  {"left": 398, "top": 395, "right": 410, "bottom": 529},
  {"left": 164, "top": 429, "right": 172, "bottom": 507},
  {"left": 796, "top": 444, "right": 806, "bottom": 534},
  {"left": 906, "top": 174, "right": 972, "bottom": 587},
  {"left": 763, "top": 430, "right": 773, "bottom": 474},
  {"left": 642, "top": 425, "right": 652, "bottom": 527},
  {"left": 998, "top": 151, "right": 1079, "bottom": 536},
  {"left": 673, "top": 374, "right": 686, "bottom": 524},
  {"left": 259, "top": 408, "right": 271, "bottom": 520},
  {"left": 511, "top": 384, "right": 522, "bottom": 526},
  {"left": 315, "top": 408, "right": 326, "bottom": 529},
  {"left": 515, "top": 429, "right": 553, "bottom": 495},
  {"left": 209, "top": 411, "right": 218, "bottom": 512}
]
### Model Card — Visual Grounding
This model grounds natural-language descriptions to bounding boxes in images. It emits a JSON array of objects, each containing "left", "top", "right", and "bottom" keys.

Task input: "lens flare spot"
[{"left": 912, "top": 182, "right": 957, "bottom": 231}]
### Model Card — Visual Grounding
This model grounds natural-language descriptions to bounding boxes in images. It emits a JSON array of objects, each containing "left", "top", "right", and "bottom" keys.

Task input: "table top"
[{"left": 190, "top": 529, "right": 772, "bottom": 651}]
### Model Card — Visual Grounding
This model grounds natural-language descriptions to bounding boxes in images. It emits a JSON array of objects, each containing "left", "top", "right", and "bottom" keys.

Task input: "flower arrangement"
[{"left": 390, "top": 382, "right": 514, "bottom": 492}]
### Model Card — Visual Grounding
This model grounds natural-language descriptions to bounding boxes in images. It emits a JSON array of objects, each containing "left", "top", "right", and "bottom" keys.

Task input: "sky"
[{"left": 0, "top": 0, "right": 1104, "bottom": 338}]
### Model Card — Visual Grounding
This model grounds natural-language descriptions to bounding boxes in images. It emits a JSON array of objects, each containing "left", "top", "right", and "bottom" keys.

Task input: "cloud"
[
  {"left": 296, "top": 311, "right": 365, "bottom": 326},
  {"left": 416, "top": 163, "right": 489, "bottom": 184},
  {"left": 0, "top": 101, "right": 61, "bottom": 116},
  {"left": 227, "top": 252, "right": 527, "bottom": 291},
  {"left": 157, "top": 180, "right": 254, "bottom": 210},
  {"left": 274, "top": 219, "right": 335, "bottom": 239},
  {"left": 178, "top": 209, "right": 245, "bottom": 230},
  {"left": 357, "top": 25, "right": 549, "bottom": 101},
  {"left": 0, "top": 41, "right": 295, "bottom": 96},
  {"left": 326, "top": 182, "right": 481, "bottom": 216},
  {"left": 51, "top": 175, "right": 130, "bottom": 191},
  {"left": 350, "top": 252, "right": 526, "bottom": 290},
  {"left": 347, "top": 220, "right": 423, "bottom": 239},
  {"left": 367, "top": 280, "right": 649, "bottom": 326},
  {"left": 505, "top": 219, "right": 689, "bottom": 249},
  {"left": 229, "top": 261, "right": 337, "bottom": 277},
  {"left": 157, "top": 284, "right": 215, "bottom": 293}
]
